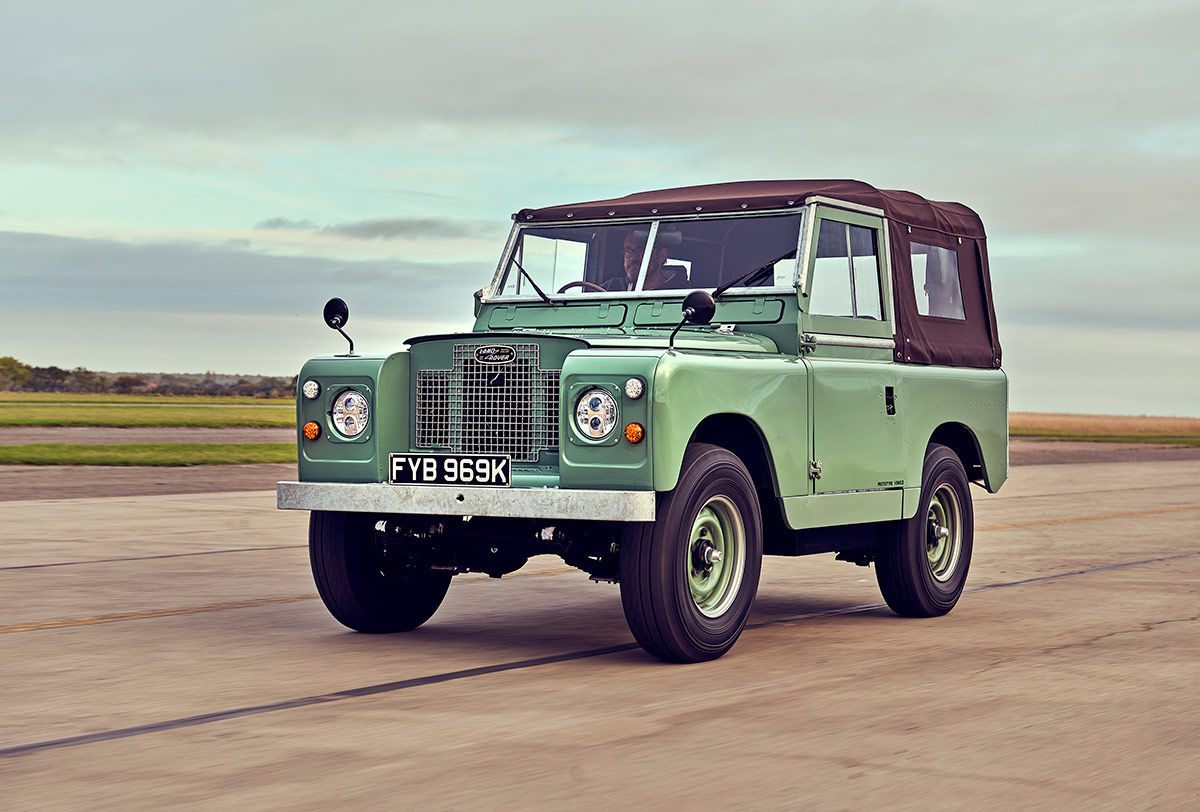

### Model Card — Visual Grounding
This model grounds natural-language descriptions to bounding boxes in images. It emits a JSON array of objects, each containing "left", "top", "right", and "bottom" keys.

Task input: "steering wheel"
[{"left": 556, "top": 280, "right": 608, "bottom": 294}]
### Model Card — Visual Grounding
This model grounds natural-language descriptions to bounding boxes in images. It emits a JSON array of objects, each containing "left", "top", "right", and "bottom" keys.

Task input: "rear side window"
[{"left": 911, "top": 242, "right": 965, "bottom": 319}]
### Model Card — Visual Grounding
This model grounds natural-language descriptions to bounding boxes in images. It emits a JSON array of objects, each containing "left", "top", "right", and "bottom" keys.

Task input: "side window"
[
  {"left": 911, "top": 242, "right": 965, "bottom": 319},
  {"left": 809, "top": 220, "right": 883, "bottom": 320}
]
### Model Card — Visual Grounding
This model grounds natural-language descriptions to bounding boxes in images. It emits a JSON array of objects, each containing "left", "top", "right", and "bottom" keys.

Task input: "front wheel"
[
  {"left": 619, "top": 444, "right": 763, "bottom": 663},
  {"left": 309, "top": 510, "right": 451, "bottom": 633},
  {"left": 875, "top": 444, "right": 974, "bottom": 617}
]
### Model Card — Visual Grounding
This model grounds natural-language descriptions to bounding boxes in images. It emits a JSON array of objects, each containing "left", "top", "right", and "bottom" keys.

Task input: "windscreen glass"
[{"left": 495, "top": 213, "right": 803, "bottom": 298}]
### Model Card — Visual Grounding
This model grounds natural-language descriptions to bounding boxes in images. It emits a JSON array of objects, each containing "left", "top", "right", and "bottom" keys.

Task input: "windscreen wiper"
[
  {"left": 511, "top": 258, "right": 554, "bottom": 305},
  {"left": 712, "top": 251, "right": 795, "bottom": 300}
]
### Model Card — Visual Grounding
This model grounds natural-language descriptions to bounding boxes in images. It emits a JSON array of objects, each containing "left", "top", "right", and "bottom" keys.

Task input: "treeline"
[{"left": 0, "top": 357, "right": 296, "bottom": 398}]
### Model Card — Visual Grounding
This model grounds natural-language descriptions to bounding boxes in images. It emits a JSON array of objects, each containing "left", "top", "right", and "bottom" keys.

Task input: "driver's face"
[{"left": 623, "top": 235, "right": 647, "bottom": 279}]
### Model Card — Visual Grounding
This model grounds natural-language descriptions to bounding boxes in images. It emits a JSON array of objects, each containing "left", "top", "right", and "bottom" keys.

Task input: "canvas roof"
[{"left": 516, "top": 180, "right": 986, "bottom": 240}]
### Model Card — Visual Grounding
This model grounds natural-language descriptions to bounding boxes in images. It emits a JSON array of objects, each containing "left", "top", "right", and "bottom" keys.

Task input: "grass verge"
[
  {"left": 1010, "top": 412, "right": 1200, "bottom": 446},
  {"left": 0, "top": 443, "right": 295, "bottom": 466},
  {"left": 0, "top": 393, "right": 293, "bottom": 405},
  {"left": 0, "top": 404, "right": 293, "bottom": 428}
]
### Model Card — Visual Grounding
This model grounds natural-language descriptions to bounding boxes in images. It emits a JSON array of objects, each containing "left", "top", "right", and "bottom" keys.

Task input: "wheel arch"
[
  {"left": 684, "top": 413, "right": 787, "bottom": 534},
  {"left": 927, "top": 422, "right": 986, "bottom": 485}
]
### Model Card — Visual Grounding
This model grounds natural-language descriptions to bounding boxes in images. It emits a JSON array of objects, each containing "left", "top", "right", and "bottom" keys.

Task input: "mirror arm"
[
  {"left": 668, "top": 307, "right": 696, "bottom": 350},
  {"left": 336, "top": 326, "right": 355, "bottom": 355}
]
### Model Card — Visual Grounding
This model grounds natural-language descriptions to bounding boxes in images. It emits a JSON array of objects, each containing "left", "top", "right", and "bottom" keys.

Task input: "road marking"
[
  {"left": 0, "top": 545, "right": 306, "bottom": 571},
  {"left": 2, "top": 549, "right": 1196, "bottom": 760},
  {"left": 0, "top": 566, "right": 577, "bottom": 635},
  {"left": 0, "top": 595, "right": 316, "bottom": 635},
  {"left": 977, "top": 504, "right": 1200, "bottom": 531}
]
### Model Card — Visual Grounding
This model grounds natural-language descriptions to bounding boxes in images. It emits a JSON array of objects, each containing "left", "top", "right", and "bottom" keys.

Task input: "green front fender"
[{"left": 649, "top": 352, "right": 810, "bottom": 496}]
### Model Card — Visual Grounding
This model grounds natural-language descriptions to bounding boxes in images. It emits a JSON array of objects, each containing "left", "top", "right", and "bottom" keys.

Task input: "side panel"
[
  {"left": 897, "top": 365, "right": 1009, "bottom": 493},
  {"left": 649, "top": 352, "right": 811, "bottom": 497}
]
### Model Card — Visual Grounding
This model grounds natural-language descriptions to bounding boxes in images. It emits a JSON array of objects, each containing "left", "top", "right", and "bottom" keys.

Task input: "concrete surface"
[{"left": 0, "top": 457, "right": 1198, "bottom": 810}]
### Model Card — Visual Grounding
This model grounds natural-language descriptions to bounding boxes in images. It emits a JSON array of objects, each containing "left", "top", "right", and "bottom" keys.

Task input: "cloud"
[
  {"left": 252, "top": 216, "right": 491, "bottom": 240},
  {"left": 0, "top": 230, "right": 481, "bottom": 323},
  {"left": 323, "top": 217, "right": 485, "bottom": 240},
  {"left": 255, "top": 217, "right": 318, "bottom": 230}
]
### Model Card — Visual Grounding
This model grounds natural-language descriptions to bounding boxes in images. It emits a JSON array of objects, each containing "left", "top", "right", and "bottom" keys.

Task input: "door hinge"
[
  {"left": 799, "top": 333, "right": 816, "bottom": 355},
  {"left": 808, "top": 459, "right": 822, "bottom": 480}
]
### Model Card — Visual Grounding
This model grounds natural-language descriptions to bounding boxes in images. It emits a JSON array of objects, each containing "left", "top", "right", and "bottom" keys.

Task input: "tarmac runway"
[{"left": 1, "top": 456, "right": 1198, "bottom": 809}]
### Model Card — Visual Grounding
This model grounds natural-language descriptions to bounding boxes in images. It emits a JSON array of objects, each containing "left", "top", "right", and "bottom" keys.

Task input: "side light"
[
  {"left": 625, "top": 423, "right": 644, "bottom": 444},
  {"left": 624, "top": 378, "right": 644, "bottom": 399},
  {"left": 302, "top": 380, "right": 321, "bottom": 400},
  {"left": 303, "top": 421, "right": 321, "bottom": 440}
]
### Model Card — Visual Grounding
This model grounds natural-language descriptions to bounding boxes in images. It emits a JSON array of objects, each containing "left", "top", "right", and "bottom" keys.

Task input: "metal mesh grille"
[
  {"left": 415, "top": 343, "right": 559, "bottom": 463},
  {"left": 415, "top": 370, "right": 450, "bottom": 448}
]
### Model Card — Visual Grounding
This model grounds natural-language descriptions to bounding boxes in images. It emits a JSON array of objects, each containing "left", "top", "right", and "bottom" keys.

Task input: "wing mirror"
[
  {"left": 669, "top": 290, "right": 717, "bottom": 349},
  {"left": 323, "top": 297, "right": 355, "bottom": 355}
]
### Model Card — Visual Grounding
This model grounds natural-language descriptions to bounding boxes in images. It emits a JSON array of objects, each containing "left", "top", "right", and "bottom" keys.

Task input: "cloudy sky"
[{"left": 2, "top": 1, "right": 1197, "bottom": 415}]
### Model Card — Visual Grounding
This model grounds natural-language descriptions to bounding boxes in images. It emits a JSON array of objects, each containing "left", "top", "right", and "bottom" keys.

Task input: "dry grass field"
[{"left": 1011, "top": 412, "right": 1200, "bottom": 445}]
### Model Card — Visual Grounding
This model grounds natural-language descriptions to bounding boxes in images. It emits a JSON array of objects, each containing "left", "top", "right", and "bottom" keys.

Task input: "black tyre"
[
  {"left": 875, "top": 443, "right": 974, "bottom": 617},
  {"left": 619, "top": 444, "right": 763, "bottom": 663},
  {"left": 309, "top": 510, "right": 451, "bottom": 633}
]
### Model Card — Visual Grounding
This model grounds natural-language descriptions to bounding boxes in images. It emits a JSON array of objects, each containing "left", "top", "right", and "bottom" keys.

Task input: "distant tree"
[
  {"left": 30, "top": 366, "right": 69, "bottom": 392},
  {"left": 68, "top": 367, "right": 108, "bottom": 393},
  {"left": 0, "top": 357, "right": 33, "bottom": 391},
  {"left": 112, "top": 375, "right": 147, "bottom": 394}
]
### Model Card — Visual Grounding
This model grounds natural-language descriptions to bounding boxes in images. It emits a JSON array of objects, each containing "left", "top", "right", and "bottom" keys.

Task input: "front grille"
[{"left": 415, "top": 343, "right": 560, "bottom": 463}]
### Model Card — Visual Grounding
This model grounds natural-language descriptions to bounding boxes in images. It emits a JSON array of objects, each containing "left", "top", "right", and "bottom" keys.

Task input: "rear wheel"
[
  {"left": 875, "top": 444, "right": 973, "bottom": 617},
  {"left": 309, "top": 510, "right": 451, "bottom": 632},
  {"left": 619, "top": 444, "right": 763, "bottom": 662}
]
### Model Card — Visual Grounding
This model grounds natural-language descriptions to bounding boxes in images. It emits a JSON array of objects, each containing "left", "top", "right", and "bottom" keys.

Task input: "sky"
[{"left": 1, "top": 0, "right": 1197, "bottom": 415}]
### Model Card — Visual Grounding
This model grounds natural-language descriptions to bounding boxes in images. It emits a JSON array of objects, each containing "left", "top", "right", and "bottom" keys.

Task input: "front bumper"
[{"left": 277, "top": 481, "right": 656, "bottom": 522}]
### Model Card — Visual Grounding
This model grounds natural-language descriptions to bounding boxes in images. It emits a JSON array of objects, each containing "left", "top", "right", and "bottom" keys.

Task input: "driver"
[{"left": 603, "top": 229, "right": 687, "bottom": 291}]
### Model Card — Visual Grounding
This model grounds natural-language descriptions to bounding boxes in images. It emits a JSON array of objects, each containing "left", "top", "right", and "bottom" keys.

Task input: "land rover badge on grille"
[{"left": 474, "top": 345, "right": 516, "bottom": 364}]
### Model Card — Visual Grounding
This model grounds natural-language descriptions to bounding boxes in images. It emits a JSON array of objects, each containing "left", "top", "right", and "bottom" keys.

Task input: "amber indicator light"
[
  {"left": 303, "top": 421, "right": 321, "bottom": 440},
  {"left": 624, "top": 423, "right": 644, "bottom": 444}
]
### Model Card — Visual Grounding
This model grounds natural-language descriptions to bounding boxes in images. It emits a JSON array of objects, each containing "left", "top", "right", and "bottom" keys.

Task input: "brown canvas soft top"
[{"left": 515, "top": 180, "right": 986, "bottom": 240}]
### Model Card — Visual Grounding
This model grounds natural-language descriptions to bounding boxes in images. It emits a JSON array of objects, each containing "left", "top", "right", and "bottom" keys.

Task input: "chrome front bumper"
[{"left": 276, "top": 481, "right": 656, "bottom": 522}]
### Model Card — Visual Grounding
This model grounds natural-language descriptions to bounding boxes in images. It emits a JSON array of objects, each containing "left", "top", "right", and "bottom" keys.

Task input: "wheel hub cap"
[
  {"left": 685, "top": 496, "right": 746, "bottom": 618},
  {"left": 925, "top": 483, "right": 962, "bottom": 582}
]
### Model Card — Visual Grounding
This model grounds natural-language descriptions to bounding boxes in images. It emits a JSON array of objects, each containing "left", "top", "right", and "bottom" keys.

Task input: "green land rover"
[{"left": 278, "top": 180, "right": 1007, "bottom": 663}]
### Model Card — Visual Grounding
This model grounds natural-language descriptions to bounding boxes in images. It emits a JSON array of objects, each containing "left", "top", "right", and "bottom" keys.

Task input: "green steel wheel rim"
[
  {"left": 925, "top": 482, "right": 963, "bottom": 582},
  {"left": 685, "top": 494, "right": 746, "bottom": 618}
]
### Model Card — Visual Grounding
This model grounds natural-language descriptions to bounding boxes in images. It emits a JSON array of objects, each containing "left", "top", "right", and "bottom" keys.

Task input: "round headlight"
[
  {"left": 575, "top": 388, "right": 618, "bottom": 439},
  {"left": 331, "top": 389, "right": 370, "bottom": 437}
]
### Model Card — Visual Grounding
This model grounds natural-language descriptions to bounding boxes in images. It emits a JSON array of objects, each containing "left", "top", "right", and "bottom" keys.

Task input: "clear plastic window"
[{"left": 911, "top": 242, "right": 965, "bottom": 319}]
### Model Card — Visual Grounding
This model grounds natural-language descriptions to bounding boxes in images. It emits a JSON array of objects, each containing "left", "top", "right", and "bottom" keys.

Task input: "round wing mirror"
[
  {"left": 323, "top": 298, "right": 349, "bottom": 329},
  {"left": 681, "top": 290, "right": 716, "bottom": 325}
]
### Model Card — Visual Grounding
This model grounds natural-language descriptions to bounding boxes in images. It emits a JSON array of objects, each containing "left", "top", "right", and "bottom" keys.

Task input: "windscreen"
[{"left": 495, "top": 213, "right": 803, "bottom": 298}]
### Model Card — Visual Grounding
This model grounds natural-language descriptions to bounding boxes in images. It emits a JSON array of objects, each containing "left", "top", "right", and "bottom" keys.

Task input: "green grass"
[
  {"left": 0, "top": 392, "right": 294, "bottom": 405},
  {"left": 0, "top": 404, "right": 293, "bottom": 427},
  {"left": 0, "top": 443, "right": 296, "bottom": 466}
]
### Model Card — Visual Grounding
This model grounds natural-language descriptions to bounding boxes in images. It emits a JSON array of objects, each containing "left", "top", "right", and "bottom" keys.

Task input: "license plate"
[{"left": 388, "top": 453, "right": 511, "bottom": 487}]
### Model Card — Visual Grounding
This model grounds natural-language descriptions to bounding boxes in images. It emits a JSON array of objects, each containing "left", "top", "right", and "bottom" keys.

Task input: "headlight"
[
  {"left": 575, "top": 388, "right": 618, "bottom": 439},
  {"left": 331, "top": 389, "right": 370, "bottom": 437}
]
